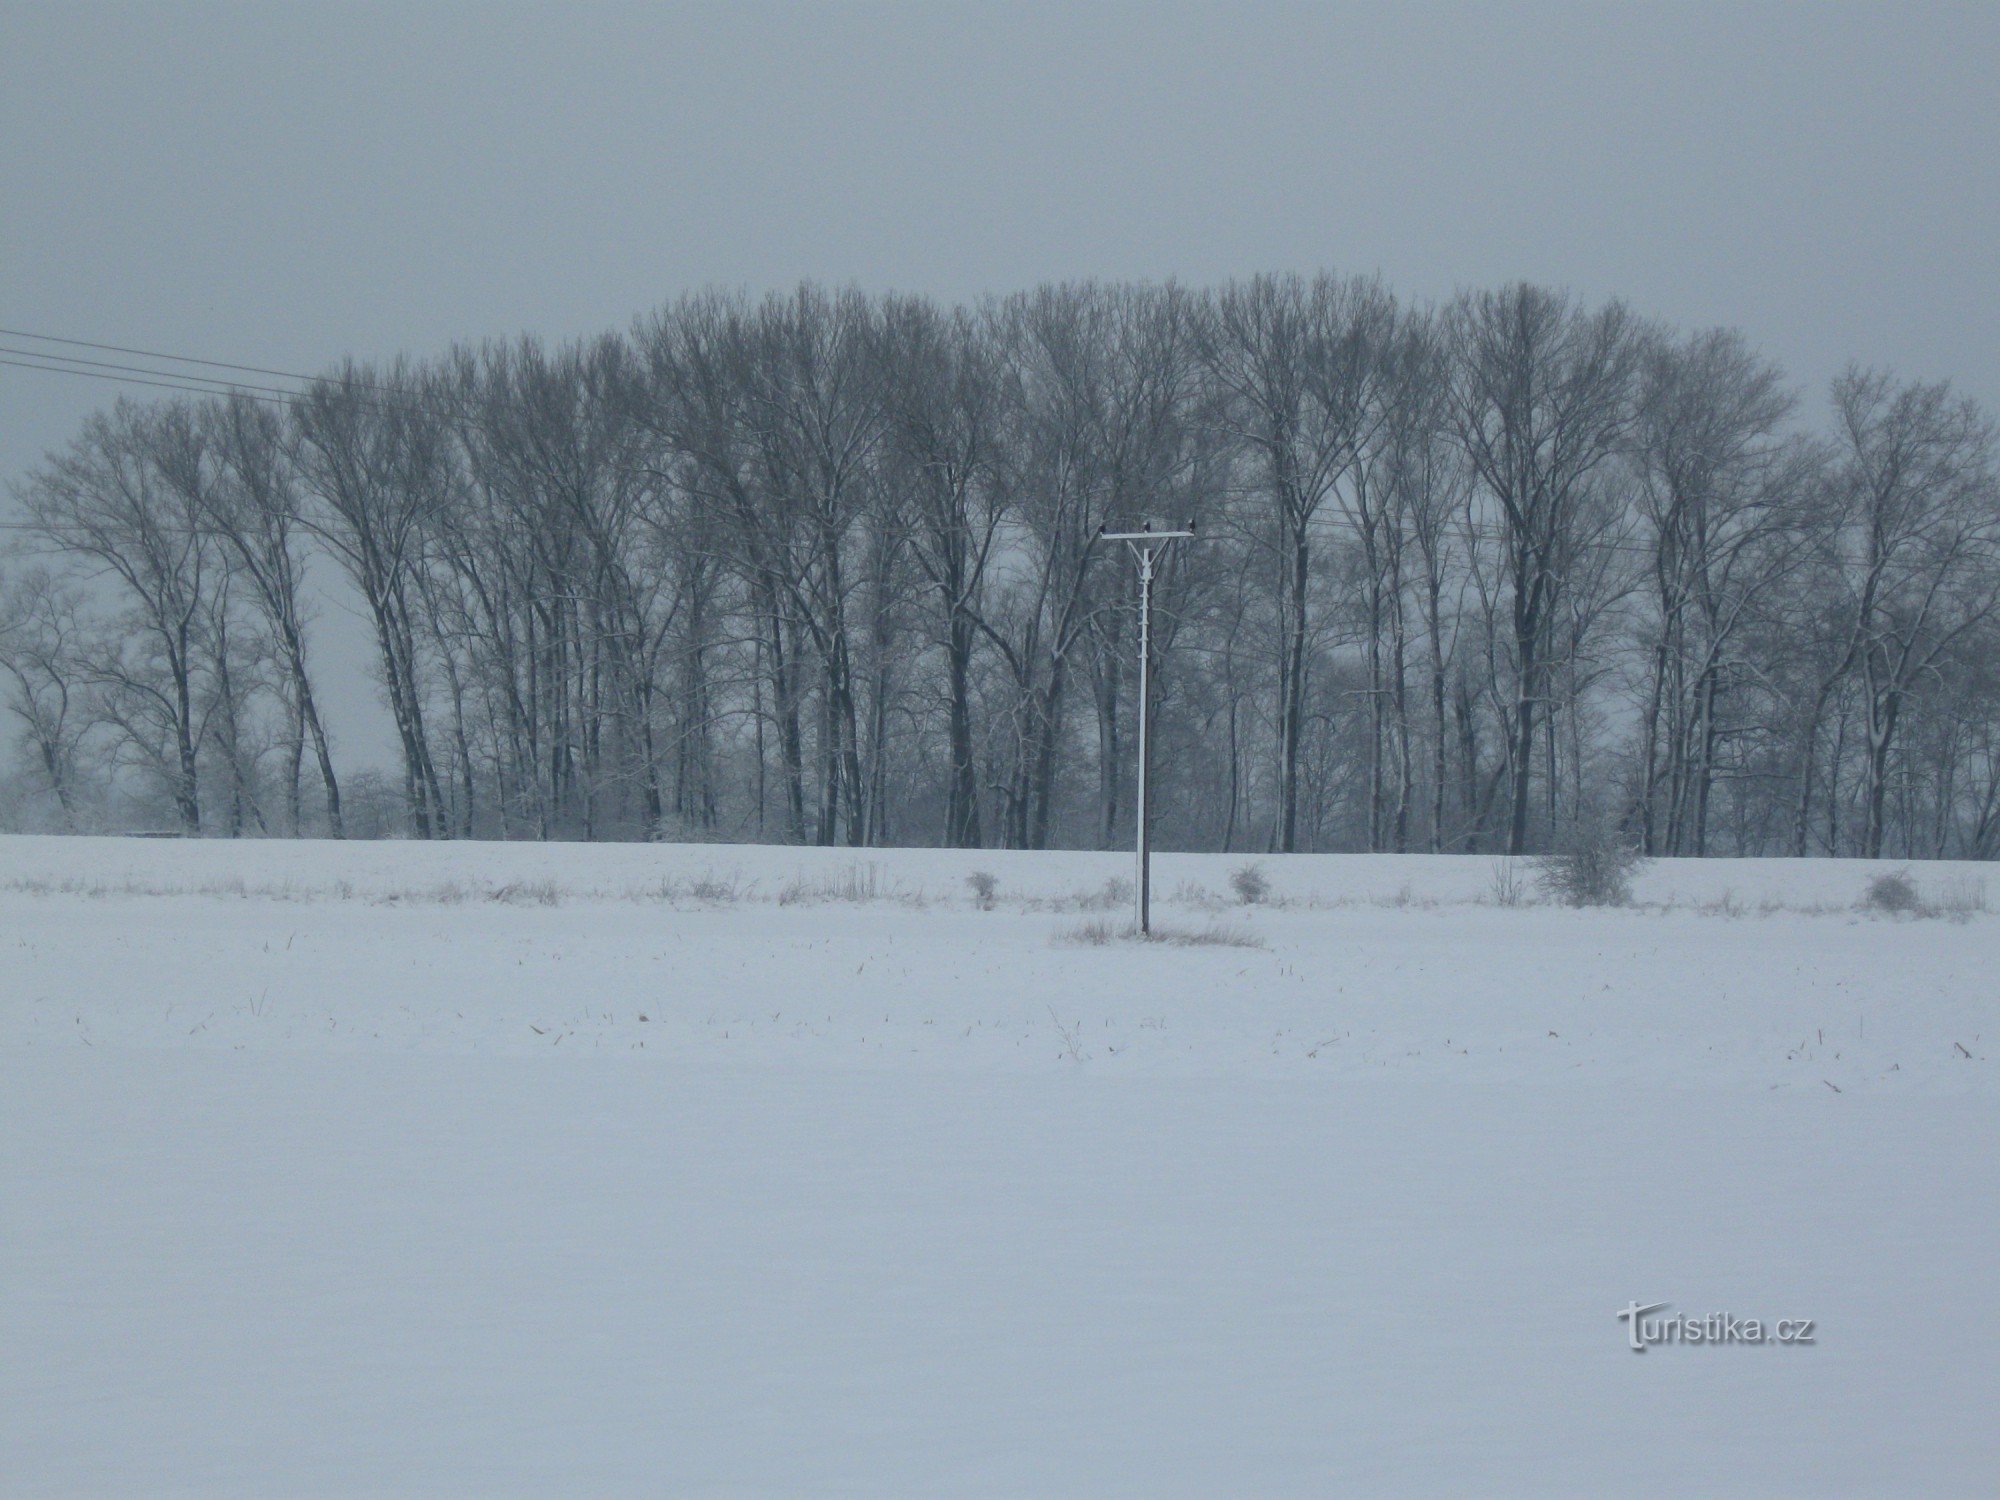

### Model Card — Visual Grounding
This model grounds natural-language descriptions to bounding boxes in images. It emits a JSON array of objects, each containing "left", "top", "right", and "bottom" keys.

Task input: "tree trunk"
[
  {"left": 1863, "top": 688, "right": 1901, "bottom": 860},
  {"left": 1277, "top": 522, "right": 1309, "bottom": 852},
  {"left": 944, "top": 612, "right": 981, "bottom": 847}
]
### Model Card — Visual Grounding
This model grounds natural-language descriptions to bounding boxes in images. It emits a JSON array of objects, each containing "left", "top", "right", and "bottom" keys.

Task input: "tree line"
[{"left": 5, "top": 277, "right": 1999, "bottom": 859}]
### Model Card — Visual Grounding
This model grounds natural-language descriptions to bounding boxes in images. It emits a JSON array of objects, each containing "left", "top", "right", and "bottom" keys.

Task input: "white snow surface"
[{"left": 2, "top": 835, "right": 1995, "bottom": 1495}]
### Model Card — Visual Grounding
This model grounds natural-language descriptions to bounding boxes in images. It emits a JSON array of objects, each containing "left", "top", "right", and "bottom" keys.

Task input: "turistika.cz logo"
[{"left": 1617, "top": 1302, "right": 1816, "bottom": 1352}]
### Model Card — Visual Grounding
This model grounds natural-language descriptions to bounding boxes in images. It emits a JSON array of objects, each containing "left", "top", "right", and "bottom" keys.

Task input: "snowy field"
[{"left": 2, "top": 836, "right": 1995, "bottom": 1496}]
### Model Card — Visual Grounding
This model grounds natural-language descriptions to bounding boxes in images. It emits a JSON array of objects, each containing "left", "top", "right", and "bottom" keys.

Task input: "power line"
[
  {"left": 0, "top": 344, "right": 488, "bottom": 427},
  {"left": 0, "top": 325, "right": 372, "bottom": 392},
  {"left": 0, "top": 326, "right": 490, "bottom": 421},
  {"left": 0, "top": 346, "right": 309, "bottom": 401},
  {"left": 0, "top": 354, "right": 293, "bottom": 405}
]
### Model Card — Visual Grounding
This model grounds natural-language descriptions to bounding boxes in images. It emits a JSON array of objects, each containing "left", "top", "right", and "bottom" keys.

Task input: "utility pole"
[{"left": 1096, "top": 521, "right": 1195, "bottom": 934}]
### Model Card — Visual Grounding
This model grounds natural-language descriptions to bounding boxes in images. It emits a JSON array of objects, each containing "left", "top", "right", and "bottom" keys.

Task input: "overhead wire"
[
  {"left": 0, "top": 327, "right": 496, "bottom": 425},
  {"left": 0, "top": 325, "right": 439, "bottom": 402},
  {"left": 0, "top": 347, "right": 313, "bottom": 401},
  {"left": 0, "top": 354, "right": 294, "bottom": 405}
]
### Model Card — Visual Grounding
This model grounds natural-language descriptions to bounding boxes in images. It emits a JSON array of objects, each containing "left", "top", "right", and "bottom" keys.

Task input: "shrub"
[
  {"left": 1229, "top": 862, "right": 1270, "bottom": 905},
  {"left": 686, "top": 872, "right": 743, "bottom": 903},
  {"left": 1489, "top": 858, "right": 1527, "bottom": 908},
  {"left": 1070, "top": 875, "right": 1134, "bottom": 912},
  {"left": 1534, "top": 821, "right": 1645, "bottom": 908},
  {"left": 966, "top": 870, "right": 999, "bottom": 910},
  {"left": 1862, "top": 868, "right": 1922, "bottom": 915},
  {"left": 1936, "top": 875, "right": 1987, "bottom": 920},
  {"left": 1168, "top": 879, "right": 1224, "bottom": 910}
]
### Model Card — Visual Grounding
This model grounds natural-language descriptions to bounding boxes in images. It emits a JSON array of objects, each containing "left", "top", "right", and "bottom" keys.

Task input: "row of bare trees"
[{"left": 7, "top": 278, "right": 2000, "bottom": 858}]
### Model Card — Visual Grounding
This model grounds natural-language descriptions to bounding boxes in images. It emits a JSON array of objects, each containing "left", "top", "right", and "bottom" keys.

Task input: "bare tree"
[
  {"left": 879, "top": 295, "right": 1007, "bottom": 847},
  {"left": 638, "top": 291, "right": 816, "bottom": 843},
  {"left": 1379, "top": 315, "right": 1472, "bottom": 851},
  {"left": 292, "top": 366, "right": 451, "bottom": 838},
  {"left": 10, "top": 278, "right": 1999, "bottom": 861},
  {"left": 22, "top": 401, "right": 216, "bottom": 831},
  {"left": 1818, "top": 370, "right": 2000, "bottom": 858},
  {"left": 741, "top": 287, "right": 893, "bottom": 846},
  {"left": 1628, "top": 328, "right": 1808, "bottom": 854},
  {"left": 194, "top": 393, "right": 343, "bottom": 835},
  {"left": 979, "top": 282, "right": 1209, "bottom": 849},
  {"left": 0, "top": 567, "right": 91, "bottom": 827},
  {"left": 1201, "top": 273, "right": 1395, "bottom": 851},
  {"left": 1447, "top": 285, "right": 1637, "bottom": 854}
]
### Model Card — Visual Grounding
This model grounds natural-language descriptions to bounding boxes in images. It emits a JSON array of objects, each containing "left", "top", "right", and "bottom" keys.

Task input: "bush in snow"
[
  {"left": 1862, "top": 868, "right": 1922, "bottom": 915},
  {"left": 1534, "top": 818, "right": 1645, "bottom": 908},
  {"left": 966, "top": 870, "right": 999, "bottom": 910},
  {"left": 1229, "top": 863, "right": 1270, "bottom": 905}
]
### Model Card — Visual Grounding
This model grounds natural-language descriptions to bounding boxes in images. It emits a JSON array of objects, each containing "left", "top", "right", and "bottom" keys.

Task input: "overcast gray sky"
[{"left": 4, "top": 0, "right": 1996, "bottom": 767}]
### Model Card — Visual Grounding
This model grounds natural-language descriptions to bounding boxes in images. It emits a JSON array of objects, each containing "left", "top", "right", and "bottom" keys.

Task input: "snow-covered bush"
[
  {"left": 1229, "top": 863, "right": 1270, "bottom": 905},
  {"left": 1862, "top": 868, "right": 1922, "bottom": 915},
  {"left": 1534, "top": 821, "right": 1645, "bottom": 908}
]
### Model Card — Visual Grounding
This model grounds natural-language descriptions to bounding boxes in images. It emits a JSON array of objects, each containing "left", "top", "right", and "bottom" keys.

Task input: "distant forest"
[{"left": 5, "top": 277, "right": 1998, "bottom": 857}]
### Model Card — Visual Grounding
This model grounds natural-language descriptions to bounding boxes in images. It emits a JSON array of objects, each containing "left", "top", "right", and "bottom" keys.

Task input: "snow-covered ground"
[{"left": 2, "top": 836, "right": 1995, "bottom": 1495}]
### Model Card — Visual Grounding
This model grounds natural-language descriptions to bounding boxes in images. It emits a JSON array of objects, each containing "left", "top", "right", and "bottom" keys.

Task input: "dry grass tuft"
[
  {"left": 1054, "top": 918, "right": 1266, "bottom": 949},
  {"left": 488, "top": 878, "right": 563, "bottom": 907},
  {"left": 686, "top": 871, "right": 747, "bottom": 903}
]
